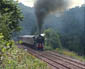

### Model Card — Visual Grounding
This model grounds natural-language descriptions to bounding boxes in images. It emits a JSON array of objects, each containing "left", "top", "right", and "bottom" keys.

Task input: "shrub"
[
  {"left": 44, "top": 29, "right": 62, "bottom": 50},
  {"left": 1, "top": 45, "right": 49, "bottom": 69}
]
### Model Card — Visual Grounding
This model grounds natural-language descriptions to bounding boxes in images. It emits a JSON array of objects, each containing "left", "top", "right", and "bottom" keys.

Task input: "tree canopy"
[{"left": 0, "top": 0, "right": 23, "bottom": 40}]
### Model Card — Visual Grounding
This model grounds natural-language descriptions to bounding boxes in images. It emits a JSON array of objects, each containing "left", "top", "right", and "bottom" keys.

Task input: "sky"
[
  {"left": 18, "top": 0, "right": 35, "bottom": 7},
  {"left": 18, "top": 0, "right": 85, "bottom": 8}
]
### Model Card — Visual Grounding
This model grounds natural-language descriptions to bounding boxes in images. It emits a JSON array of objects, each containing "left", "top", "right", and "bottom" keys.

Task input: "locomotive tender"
[{"left": 19, "top": 34, "right": 45, "bottom": 50}]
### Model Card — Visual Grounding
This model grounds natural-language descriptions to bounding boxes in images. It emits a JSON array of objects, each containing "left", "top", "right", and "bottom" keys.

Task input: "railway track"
[
  {"left": 42, "top": 51, "right": 85, "bottom": 69},
  {"left": 18, "top": 44, "right": 85, "bottom": 69},
  {"left": 46, "top": 51, "right": 85, "bottom": 68}
]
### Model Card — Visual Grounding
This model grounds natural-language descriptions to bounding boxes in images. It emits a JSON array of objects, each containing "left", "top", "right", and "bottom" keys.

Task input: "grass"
[
  {"left": 56, "top": 48, "right": 85, "bottom": 62},
  {"left": 44, "top": 45, "right": 54, "bottom": 51},
  {"left": 0, "top": 45, "right": 50, "bottom": 69}
]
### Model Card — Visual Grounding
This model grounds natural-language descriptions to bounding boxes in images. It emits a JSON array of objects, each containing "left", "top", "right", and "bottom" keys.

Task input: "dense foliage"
[
  {"left": 44, "top": 27, "right": 85, "bottom": 56},
  {"left": 0, "top": 33, "right": 14, "bottom": 65},
  {"left": 61, "top": 5, "right": 85, "bottom": 55},
  {"left": 44, "top": 29, "right": 62, "bottom": 50},
  {"left": 0, "top": 0, "right": 23, "bottom": 40}
]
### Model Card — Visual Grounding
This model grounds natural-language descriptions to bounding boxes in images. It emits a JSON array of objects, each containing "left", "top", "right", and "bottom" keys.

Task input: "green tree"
[
  {"left": 44, "top": 29, "right": 62, "bottom": 49},
  {"left": 0, "top": 0, "right": 23, "bottom": 40}
]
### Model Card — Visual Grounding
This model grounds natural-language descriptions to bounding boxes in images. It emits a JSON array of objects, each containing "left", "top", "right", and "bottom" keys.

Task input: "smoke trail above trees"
[{"left": 34, "top": 0, "right": 70, "bottom": 34}]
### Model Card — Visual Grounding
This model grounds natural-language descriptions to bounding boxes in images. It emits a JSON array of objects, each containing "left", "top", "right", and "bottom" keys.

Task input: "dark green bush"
[{"left": 44, "top": 29, "right": 62, "bottom": 50}]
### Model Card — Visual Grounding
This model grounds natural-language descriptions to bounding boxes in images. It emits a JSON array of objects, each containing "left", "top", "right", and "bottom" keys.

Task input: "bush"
[
  {"left": 0, "top": 33, "right": 14, "bottom": 64},
  {"left": 1, "top": 46, "right": 49, "bottom": 69},
  {"left": 44, "top": 29, "right": 62, "bottom": 50}
]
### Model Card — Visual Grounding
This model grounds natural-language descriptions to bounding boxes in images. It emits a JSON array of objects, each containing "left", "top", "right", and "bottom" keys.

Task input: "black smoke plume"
[{"left": 34, "top": 0, "right": 69, "bottom": 34}]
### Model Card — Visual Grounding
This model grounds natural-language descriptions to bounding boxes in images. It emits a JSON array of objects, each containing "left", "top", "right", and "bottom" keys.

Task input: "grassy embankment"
[
  {"left": 44, "top": 46, "right": 85, "bottom": 62},
  {"left": 56, "top": 48, "right": 85, "bottom": 62},
  {"left": 0, "top": 44, "right": 50, "bottom": 69}
]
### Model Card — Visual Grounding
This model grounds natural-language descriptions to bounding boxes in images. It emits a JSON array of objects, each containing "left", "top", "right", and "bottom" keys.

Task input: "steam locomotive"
[{"left": 19, "top": 34, "right": 45, "bottom": 50}]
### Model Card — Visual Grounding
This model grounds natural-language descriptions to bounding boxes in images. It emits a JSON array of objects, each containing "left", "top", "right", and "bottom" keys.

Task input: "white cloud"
[
  {"left": 19, "top": 0, "right": 35, "bottom": 7},
  {"left": 19, "top": 0, "right": 85, "bottom": 8},
  {"left": 69, "top": 0, "right": 84, "bottom": 8}
]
